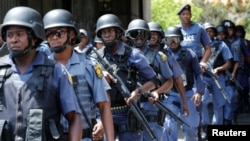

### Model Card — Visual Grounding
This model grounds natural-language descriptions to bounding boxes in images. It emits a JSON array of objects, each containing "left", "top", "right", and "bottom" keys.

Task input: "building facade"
[{"left": 0, "top": 0, "right": 151, "bottom": 39}]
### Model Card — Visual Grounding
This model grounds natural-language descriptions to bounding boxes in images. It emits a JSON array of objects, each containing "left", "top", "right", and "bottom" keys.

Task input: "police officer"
[
  {"left": 0, "top": 6, "right": 82, "bottom": 141},
  {"left": 235, "top": 25, "right": 250, "bottom": 113},
  {"left": 126, "top": 19, "right": 173, "bottom": 141},
  {"left": 94, "top": 35, "right": 104, "bottom": 50},
  {"left": 201, "top": 22, "right": 233, "bottom": 139},
  {"left": 176, "top": 4, "right": 211, "bottom": 68},
  {"left": 43, "top": 9, "right": 114, "bottom": 141},
  {"left": 164, "top": 26, "right": 205, "bottom": 141},
  {"left": 221, "top": 20, "right": 250, "bottom": 124},
  {"left": 95, "top": 14, "right": 157, "bottom": 141},
  {"left": 147, "top": 21, "right": 189, "bottom": 118}
]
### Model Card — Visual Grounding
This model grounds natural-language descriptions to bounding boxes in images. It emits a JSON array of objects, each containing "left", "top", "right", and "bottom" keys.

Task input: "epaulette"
[
  {"left": 94, "top": 63, "right": 103, "bottom": 78},
  {"left": 158, "top": 51, "right": 167, "bottom": 61}
]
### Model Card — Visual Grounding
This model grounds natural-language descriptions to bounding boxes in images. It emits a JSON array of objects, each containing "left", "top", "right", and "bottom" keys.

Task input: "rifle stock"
[
  {"left": 225, "top": 71, "right": 243, "bottom": 90},
  {"left": 86, "top": 46, "right": 159, "bottom": 141},
  {"left": 204, "top": 68, "right": 231, "bottom": 103},
  {"left": 137, "top": 82, "right": 190, "bottom": 128}
]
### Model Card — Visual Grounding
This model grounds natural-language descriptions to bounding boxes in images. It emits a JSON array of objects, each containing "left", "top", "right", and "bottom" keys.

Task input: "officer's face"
[
  {"left": 165, "top": 36, "right": 180, "bottom": 52},
  {"left": 206, "top": 28, "right": 216, "bottom": 39},
  {"left": 100, "top": 27, "right": 116, "bottom": 44},
  {"left": 149, "top": 31, "right": 161, "bottom": 45},
  {"left": 46, "top": 27, "right": 68, "bottom": 48},
  {"left": 217, "top": 32, "right": 226, "bottom": 41},
  {"left": 6, "top": 26, "right": 30, "bottom": 51},
  {"left": 179, "top": 10, "right": 192, "bottom": 24}
]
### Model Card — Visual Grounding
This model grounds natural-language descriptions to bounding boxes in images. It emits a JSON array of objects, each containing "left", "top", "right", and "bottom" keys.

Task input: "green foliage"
[
  {"left": 151, "top": 0, "right": 202, "bottom": 31},
  {"left": 152, "top": 0, "right": 250, "bottom": 38}
]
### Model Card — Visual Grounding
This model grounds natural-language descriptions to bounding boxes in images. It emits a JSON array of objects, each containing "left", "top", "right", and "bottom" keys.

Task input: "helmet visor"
[
  {"left": 165, "top": 36, "right": 181, "bottom": 44},
  {"left": 127, "top": 30, "right": 149, "bottom": 40}
]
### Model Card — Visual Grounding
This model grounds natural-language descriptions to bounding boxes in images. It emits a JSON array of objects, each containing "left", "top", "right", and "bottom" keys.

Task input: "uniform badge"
[
  {"left": 94, "top": 64, "right": 103, "bottom": 78},
  {"left": 159, "top": 51, "right": 167, "bottom": 61}
]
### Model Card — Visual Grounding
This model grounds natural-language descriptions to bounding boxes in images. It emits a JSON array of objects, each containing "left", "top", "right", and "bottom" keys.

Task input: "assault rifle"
[
  {"left": 204, "top": 67, "right": 231, "bottom": 103},
  {"left": 225, "top": 71, "right": 243, "bottom": 90},
  {"left": 86, "top": 46, "right": 159, "bottom": 141},
  {"left": 137, "top": 82, "right": 190, "bottom": 128}
]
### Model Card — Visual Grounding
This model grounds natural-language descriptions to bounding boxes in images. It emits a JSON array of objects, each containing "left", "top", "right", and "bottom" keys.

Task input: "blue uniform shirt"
[
  {"left": 164, "top": 47, "right": 184, "bottom": 78},
  {"left": 179, "top": 22, "right": 211, "bottom": 59},
  {"left": 142, "top": 46, "right": 173, "bottom": 80}
]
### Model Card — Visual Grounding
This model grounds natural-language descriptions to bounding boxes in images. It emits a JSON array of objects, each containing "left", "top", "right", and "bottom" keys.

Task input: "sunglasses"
[
  {"left": 46, "top": 29, "right": 67, "bottom": 39},
  {"left": 165, "top": 37, "right": 181, "bottom": 44},
  {"left": 127, "top": 30, "right": 149, "bottom": 40}
]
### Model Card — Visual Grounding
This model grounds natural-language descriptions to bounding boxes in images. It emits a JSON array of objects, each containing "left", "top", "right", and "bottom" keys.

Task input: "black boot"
[{"left": 224, "top": 119, "right": 232, "bottom": 125}]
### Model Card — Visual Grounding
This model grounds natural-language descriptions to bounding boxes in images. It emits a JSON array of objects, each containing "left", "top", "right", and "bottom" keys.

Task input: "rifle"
[
  {"left": 137, "top": 82, "right": 190, "bottom": 128},
  {"left": 225, "top": 71, "right": 243, "bottom": 90},
  {"left": 204, "top": 67, "right": 231, "bottom": 103},
  {"left": 86, "top": 46, "right": 159, "bottom": 141}
]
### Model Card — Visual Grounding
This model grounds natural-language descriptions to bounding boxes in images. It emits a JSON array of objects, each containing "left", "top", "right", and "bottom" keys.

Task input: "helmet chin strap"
[
  {"left": 50, "top": 42, "right": 68, "bottom": 53},
  {"left": 51, "top": 32, "right": 70, "bottom": 53}
]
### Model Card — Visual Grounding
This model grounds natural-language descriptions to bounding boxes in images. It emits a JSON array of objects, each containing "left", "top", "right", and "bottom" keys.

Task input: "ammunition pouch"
[
  {"left": 0, "top": 120, "right": 10, "bottom": 141},
  {"left": 111, "top": 105, "right": 129, "bottom": 114},
  {"left": 127, "top": 110, "right": 142, "bottom": 132}
]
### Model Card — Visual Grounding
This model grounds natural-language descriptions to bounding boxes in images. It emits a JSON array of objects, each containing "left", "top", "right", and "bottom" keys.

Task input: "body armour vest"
[
  {"left": 62, "top": 55, "right": 95, "bottom": 131},
  {"left": 143, "top": 47, "right": 165, "bottom": 87},
  {"left": 207, "top": 41, "right": 225, "bottom": 70},
  {"left": 0, "top": 55, "right": 61, "bottom": 141},
  {"left": 175, "top": 48, "right": 194, "bottom": 90},
  {"left": 104, "top": 45, "right": 137, "bottom": 107},
  {"left": 178, "top": 23, "right": 203, "bottom": 58}
]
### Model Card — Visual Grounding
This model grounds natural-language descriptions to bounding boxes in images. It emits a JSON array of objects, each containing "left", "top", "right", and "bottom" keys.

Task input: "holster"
[{"left": 128, "top": 110, "right": 142, "bottom": 131}]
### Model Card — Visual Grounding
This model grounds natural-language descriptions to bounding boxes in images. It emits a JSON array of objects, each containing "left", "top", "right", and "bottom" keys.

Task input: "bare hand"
[{"left": 92, "top": 121, "right": 104, "bottom": 141}]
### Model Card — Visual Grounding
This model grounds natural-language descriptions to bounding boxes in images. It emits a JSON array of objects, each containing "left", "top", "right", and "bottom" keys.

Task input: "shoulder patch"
[
  {"left": 94, "top": 63, "right": 103, "bottom": 78},
  {"left": 158, "top": 51, "right": 167, "bottom": 61}
]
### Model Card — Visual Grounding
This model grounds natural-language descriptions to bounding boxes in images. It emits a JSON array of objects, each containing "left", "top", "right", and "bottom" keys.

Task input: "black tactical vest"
[
  {"left": 175, "top": 48, "right": 194, "bottom": 90},
  {"left": 104, "top": 45, "right": 137, "bottom": 107}
]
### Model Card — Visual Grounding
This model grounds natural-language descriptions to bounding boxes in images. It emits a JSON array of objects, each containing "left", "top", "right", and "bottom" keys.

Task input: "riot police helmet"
[
  {"left": 126, "top": 19, "right": 151, "bottom": 40},
  {"left": 1, "top": 6, "right": 45, "bottom": 57},
  {"left": 235, "top": 25, "right": 246, "bottom": 38},
  {"left": 164, "top": 26, "right": 183, "bottom": 45},
  {"left": 203, "top": 22, "right": 216, "bottom": 30},
  {"left": 164, "top": 26, "right": 182, "bottom": 38},
  {"left": 95, "top": 14, "right": 124, "bottom": 38},
  {"left": 1, "top": 6, "right": 45, "bottom": 42},
  {"left": 221, "top": 20, "right": 235, "bottom": 29},
  {"left": 43, "top": 9, "right": 77, "bottom": 34},
  {"left": 148, "top": 22, "right": 164, "bottom": 37}
]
